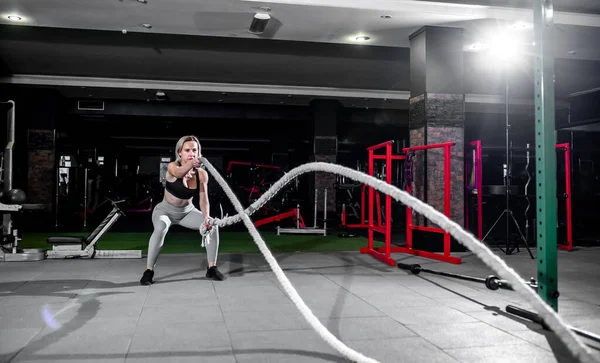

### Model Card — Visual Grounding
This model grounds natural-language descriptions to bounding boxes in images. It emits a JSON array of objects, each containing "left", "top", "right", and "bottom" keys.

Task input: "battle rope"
[
  {"left": 200, "top": 159, "right": 380, "bottom": 363},
  {"left": 200, "top": 159, "right": 597, "bottom": 363}
]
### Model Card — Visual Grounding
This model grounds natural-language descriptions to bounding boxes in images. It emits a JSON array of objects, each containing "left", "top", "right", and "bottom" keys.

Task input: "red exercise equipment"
[
  {"left": 348, "top": 140, "right": 461, "bottom": 266},
  {"left": 466, "top": 140, "right": 572, "bottom": 251}
]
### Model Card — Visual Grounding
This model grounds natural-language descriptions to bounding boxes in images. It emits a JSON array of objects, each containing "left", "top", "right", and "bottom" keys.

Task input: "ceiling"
[
  {"left": 1, "top": 0, "right": 600, "bottom": 110},
  {"left": 2, "top": 0, "right": 600, "bottom": 47}
]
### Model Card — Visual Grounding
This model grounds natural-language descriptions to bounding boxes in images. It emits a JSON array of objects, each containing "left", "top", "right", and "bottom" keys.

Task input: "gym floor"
[{"left": 1, "top": 247, "right": 599, "bottom": 363}]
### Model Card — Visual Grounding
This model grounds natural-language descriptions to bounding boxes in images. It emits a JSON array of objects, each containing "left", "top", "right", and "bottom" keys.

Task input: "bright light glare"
[
  {"left": 545, "top": 5, "right": 554, "bottom": 22},
  {"left": 510, "top": 21, "right": 531, "bottom": 30},
  {"left": 346, "top": 34, "right": 373, "bottom": 43},
  {"left": 2, "top": 13, "right": 30, "bottom": 23},
  {"left": 470, "top": 42, "right": 486, "bottom": 51},
  {"left": 487, "top": 34, "right": 521, "bottom": 63}
]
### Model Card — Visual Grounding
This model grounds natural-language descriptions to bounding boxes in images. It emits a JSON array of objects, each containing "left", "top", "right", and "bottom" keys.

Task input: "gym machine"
[
  {"left": 46, "top": 199, "right": 141, "bottom": 259},
  {"left": 0, "top": 100, "right": 46, "bottom": 262},
  {"left": 0, "top": 100, "right": 142, "bottom": 261},
  {"left": 277, "top": 188, "right": 328, "bottom": 236}
]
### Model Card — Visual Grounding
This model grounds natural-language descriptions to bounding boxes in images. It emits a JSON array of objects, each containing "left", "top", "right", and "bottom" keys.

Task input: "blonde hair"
[{"left": 174, "top": 135, "right": 201, "bottom": 163}]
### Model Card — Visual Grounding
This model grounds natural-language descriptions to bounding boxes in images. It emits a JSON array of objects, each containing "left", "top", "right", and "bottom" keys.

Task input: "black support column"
[
  {"left": 409, "top": 26, "right": 465, "bottom": 227},
  {"left": 27, "top": 91, "right": 58, "bottom": 213}
]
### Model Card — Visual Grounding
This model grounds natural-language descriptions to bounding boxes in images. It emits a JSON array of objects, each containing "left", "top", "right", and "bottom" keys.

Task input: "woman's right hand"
[{"left": 192, "top": 158, "right": 202, "bottom": 168}]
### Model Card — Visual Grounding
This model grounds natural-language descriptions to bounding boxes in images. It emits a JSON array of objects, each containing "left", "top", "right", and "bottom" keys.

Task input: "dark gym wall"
[
  {"left": 0, "top": 87, "right": 61, "bottom": 199},
  {"left": 2, "top": 85, "right": 596, "bottom": 238}
]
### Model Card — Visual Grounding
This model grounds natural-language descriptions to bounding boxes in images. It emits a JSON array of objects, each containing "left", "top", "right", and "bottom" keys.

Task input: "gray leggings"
[{"left": 146, "top": 200, "right": 219, "bottom": 269}]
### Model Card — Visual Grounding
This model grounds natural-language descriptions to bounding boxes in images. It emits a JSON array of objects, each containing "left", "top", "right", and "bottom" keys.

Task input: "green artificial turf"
[{"left": 21, "top": 231, "right": 385, "bottom": 254}]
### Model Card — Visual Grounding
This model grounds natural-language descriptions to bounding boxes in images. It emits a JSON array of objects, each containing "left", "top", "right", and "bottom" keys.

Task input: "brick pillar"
[
  {"left": 26, "top": 92, "right": 58, "bottom": 213},
  {"left": 27, "top": 129, "right": 55, "bottom": 211},
  {"left": 409, "top": 26, "right": 465, "bottom": 228},
  {"left": 310, "top": 99, "right": 339, "bottom": 217}
]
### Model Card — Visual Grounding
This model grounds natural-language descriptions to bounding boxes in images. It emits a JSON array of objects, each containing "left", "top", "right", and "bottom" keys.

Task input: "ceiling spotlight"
[
  {"left": 137, "top": 0, "right": 147, "bottom": 3},
  {"left": 156, "top": 91, "right": 167, "bottom": 101},
  {"left": 381, "top": 15, "right": 392, "bottom": 19},
  {"left": 355, "top": 36, "right": 370, "bottom": 42},
  {"left": 7, "top": 15, "right": 23, "bottom": 21},
  {"left": 249, "top": 13, "right": 270, "bottom": 34},
  {"left": 141, "top": 23, "right": 152, "bottom": 29}
]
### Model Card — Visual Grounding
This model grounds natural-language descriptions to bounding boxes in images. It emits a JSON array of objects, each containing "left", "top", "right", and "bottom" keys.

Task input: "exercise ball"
[{"left": 6, "top": 188, "right": 26, "bottom": 204}]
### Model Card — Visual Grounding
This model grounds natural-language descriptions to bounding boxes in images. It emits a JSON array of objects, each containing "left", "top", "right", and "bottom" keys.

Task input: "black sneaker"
[
  {"left": 206, "top": 266, "right": 226, "bottom": 281},
  {"left": 140, "top": 269, "right": 154, "bottom": 285}
]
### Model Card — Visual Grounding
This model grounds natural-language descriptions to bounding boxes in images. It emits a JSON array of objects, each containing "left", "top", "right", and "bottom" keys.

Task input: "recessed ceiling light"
[
  {"left": 7, "top": 15, "right": 23, "bottom": 21},
  {"left": 137, "top": 0, "right": 147, "bottom": 3},
  {"left": 568, "top": 50, "right": 577, "bottom": 55},
  {"left": 381, "top": 15, "right": 392, "bottom": 19},
  {"left": 355, "top": 36, "right": 370, "bottom": 42}
]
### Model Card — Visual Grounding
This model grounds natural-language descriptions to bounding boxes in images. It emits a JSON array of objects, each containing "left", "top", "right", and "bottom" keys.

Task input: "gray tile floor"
[{"left": 1, "top": 246, "right": 600, "bottom": 363}]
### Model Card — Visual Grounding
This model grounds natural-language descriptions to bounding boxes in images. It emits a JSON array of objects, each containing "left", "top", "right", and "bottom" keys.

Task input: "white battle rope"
[{"left": 200, "top": 158, "right": 597, "bottom": 363}]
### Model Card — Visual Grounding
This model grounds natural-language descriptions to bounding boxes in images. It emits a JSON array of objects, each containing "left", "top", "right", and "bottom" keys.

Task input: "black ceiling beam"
[{"left": 0, "top": 24, "right": 407, "bottom": 61}]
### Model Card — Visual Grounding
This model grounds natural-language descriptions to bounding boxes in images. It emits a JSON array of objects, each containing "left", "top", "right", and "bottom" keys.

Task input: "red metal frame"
[
  {"left": 465, "top": 140, "right": 483, "bottom": 239},
  {"left": 124, "top": 195, "right": 153, "bottom": 213},
  {"left": 253, "top": 207, "right": 306, "bottom": 228},
  {"left": 556, "top": 143, "right": 573, "bottom": 251},
  {"left": 468, "top": 141, "right": 573, "bottom": 251},
  {"left": 355, "top": 141, "right": 462, "bottom": 266},
  {"left": 358, "top": 141, "right": 406, "bottom": 266},
  {"left": 392, "top": 142, "right": 462, "bottom": 265}
]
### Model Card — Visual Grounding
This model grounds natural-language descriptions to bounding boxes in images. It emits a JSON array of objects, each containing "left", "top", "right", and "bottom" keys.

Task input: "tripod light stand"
[{"left": 482, "top": 70, "right": 535, "bottom": 259}]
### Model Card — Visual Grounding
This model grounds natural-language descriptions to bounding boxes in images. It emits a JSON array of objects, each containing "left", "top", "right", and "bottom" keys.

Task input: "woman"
[{"left": 140, "top": 135, "right": 224, "bottom": 285}]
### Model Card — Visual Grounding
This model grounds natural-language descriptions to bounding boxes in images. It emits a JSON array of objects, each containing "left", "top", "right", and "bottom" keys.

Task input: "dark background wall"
[{"left": 2, "top": 72, "right": 600, "bottom": 244}]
